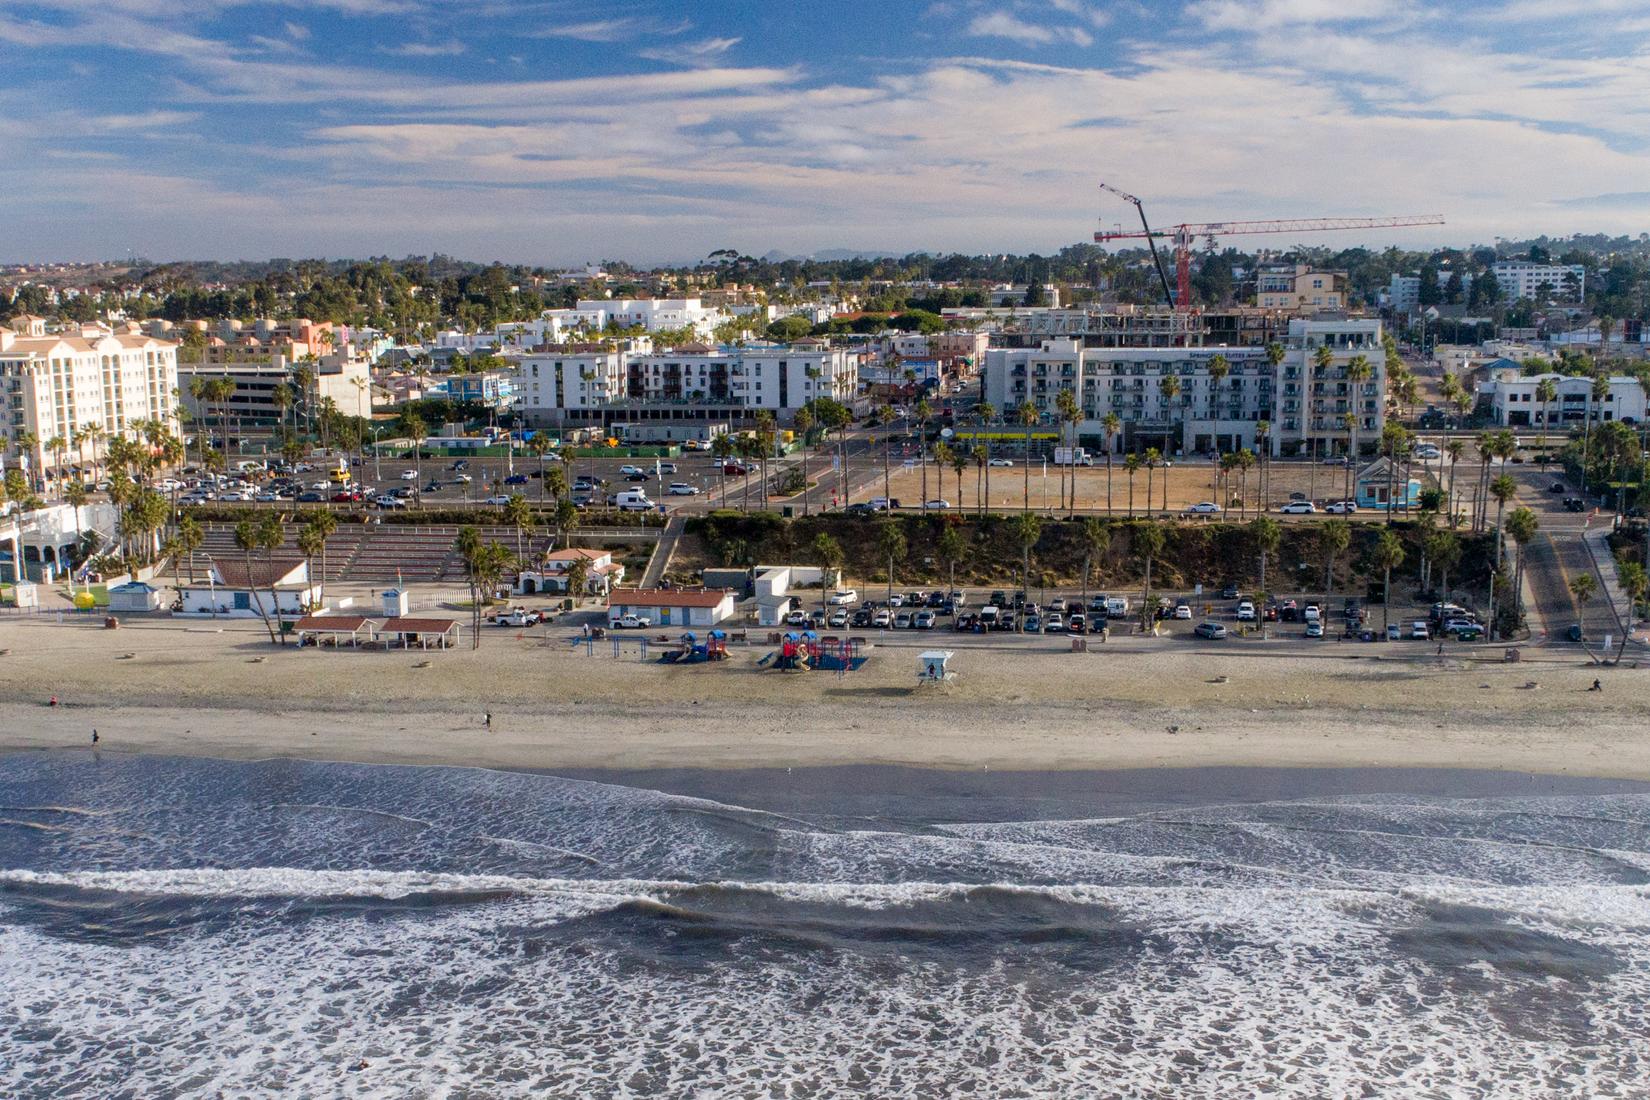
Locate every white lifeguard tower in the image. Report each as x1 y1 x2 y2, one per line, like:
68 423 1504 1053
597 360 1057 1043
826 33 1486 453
917 650 955 684
382 588 409 618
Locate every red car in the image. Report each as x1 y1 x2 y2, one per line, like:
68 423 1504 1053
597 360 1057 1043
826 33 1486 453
723 462 749 475
329 489 362 503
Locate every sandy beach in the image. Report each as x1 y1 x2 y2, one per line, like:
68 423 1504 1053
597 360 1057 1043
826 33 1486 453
1 615 1646 779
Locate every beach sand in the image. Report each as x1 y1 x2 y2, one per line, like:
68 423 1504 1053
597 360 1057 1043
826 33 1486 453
1 616 1646 779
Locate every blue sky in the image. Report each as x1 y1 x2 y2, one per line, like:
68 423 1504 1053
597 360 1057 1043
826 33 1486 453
1 0 1647 264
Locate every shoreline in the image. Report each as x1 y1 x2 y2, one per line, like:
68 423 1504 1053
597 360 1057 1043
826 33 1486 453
4 616 1649 780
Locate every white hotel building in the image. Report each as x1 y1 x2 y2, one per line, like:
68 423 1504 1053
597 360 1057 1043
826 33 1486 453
983 318 1386 458
1 316 180 480
1491 262 1586 302
1478 371 1646 429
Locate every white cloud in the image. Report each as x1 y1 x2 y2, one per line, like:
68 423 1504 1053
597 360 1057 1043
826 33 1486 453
966 12 1056 45
530 17 692 42
379 41 465 56
638 36 741 66
1188 0 1398 30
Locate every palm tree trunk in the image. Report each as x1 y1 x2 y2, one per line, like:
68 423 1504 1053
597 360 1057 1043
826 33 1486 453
1105 453 1113 514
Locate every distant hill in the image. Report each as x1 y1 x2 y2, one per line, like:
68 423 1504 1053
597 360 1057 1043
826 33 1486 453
761 249 902 263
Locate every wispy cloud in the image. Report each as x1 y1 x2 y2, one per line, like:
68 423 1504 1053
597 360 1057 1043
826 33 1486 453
638 36 741 66
531 16 692 42
379 40 466 56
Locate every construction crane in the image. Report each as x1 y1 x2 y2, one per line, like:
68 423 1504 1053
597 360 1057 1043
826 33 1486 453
1095 183 1445 310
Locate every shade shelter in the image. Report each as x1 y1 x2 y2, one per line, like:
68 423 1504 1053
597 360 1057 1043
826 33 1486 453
295 614 376 648
376 616 463 650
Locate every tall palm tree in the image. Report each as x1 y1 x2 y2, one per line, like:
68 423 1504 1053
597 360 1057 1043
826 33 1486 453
1056 388 1080 510
1080 517 1108 610
1102 412 1121 514
1143 447 1161 517
1014 400 1037 511
914 398 933 507
1373 528 1405 633
1583 373 1609 480
711 433 735 505
1489 473 1517 567
1472 431 1494 532
876 520 906 603
1255 419 1271 510
1311 344 1334 463
1320 521 1350 601
1535 377 1557 466
1445 439 1465 527
975 402 996 513
504 494 534 563
1505 505 1539 630
814 532 845 619
1124 452 1141 517
307 508 338 606
1251 515 1281 601
936 525 965 599
971 444 988 516
949 445 969 510
792 406 815 516
1134 521 1165 633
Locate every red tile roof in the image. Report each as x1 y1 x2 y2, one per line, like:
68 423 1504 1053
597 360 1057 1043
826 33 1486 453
378 617 461 634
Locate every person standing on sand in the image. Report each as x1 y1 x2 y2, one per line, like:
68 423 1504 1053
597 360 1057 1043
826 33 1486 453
91 730 98 744
484 712 492 729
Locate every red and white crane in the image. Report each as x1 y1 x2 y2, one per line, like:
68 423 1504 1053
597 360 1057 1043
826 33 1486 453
1095 182 1445 310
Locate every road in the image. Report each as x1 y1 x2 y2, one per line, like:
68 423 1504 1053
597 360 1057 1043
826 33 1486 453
1506 463 1619 644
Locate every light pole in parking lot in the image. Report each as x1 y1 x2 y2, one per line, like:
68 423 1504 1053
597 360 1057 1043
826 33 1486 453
369 426 384 483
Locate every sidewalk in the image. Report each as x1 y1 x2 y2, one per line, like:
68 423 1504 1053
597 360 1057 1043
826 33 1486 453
1581 524 1639 640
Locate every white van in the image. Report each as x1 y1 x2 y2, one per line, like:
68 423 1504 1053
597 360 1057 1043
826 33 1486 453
1103 596 1130 617
979 605 1000 626
611 490 654 511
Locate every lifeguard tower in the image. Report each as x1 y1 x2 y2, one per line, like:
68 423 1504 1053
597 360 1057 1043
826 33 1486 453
917 650 955 684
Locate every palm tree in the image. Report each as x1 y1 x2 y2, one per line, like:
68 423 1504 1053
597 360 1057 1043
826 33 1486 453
1569 572 1600 661
1056 387 1080 510
307 509 337 605
933 441 953 508
297 522 326 612
937 525 965 599
528 432 554 506
1124 452 1141 516
1472 431 1494 532
1255 419 1271 509
1016 400 1037 511
792 406 815 516
711 434 735 504
174 512 203 584
1320 520 1350 601
1251 515 1281 601
1535 377 1558 466
1445 439 1465 527
753 410 777 508
457 525 514 649
876 520 906 603
813 532 845 619
914 398 933 506
971 444 988 516
1311 344 1333 462
61 481 88 589
1143 447 1161 517
1134 521 1165 633
1615 562 1648 664
1489 473 1517 567
553 497 579 552
1010 512 1042 630
504 494 534 563
1373 528 1405 632
1505 505 1539 631
234 516 280 645
400 408 428 503
1080 517 1108 609
1102 412 1121 514
1583 373 1609 477
949 445 969 510
563 555 590 605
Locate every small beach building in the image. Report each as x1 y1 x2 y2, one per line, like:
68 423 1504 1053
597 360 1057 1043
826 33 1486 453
175 560 318 618
106 581 163 613
607 587 736 628
1354 458 1422 512
516 548 625 596
295 614 376 647
375 616 463 649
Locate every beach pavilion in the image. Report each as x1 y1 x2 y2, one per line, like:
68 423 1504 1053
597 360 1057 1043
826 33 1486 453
375 616 463 649
295 614 377 648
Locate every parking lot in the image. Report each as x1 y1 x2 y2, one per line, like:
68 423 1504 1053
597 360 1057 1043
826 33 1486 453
773 583 1484 648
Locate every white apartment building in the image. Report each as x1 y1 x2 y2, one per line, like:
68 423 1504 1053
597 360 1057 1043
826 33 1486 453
1478 371 1646 429
983 318 1385 457
515 349 627 425
576 298 721 337
1492 261 1586 302
1 316 179 478
177 346 372 430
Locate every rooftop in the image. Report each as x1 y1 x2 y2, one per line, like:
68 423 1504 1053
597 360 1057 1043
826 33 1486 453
610 587 732 608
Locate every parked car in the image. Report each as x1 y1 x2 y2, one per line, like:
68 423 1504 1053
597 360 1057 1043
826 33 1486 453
620 465 645 476
1385 623 1402 641
914 610 936 629
887 594 905 608
923 499 951 511
504 473 529 485
925 591 947 608
376 496 408 510
1277 599 1299 622
450 460 469 471
400 469 419 480
496 608 542 627
668 483 701 495
1279 501 1316 514
1305 619 1324 638
483 495 512 505
988 458 1015 467
850 608 873 628
785 610 810 626
658 462 678 474
1173 602 1193 620
1563 497 1587 512
1410 620 1430 640
872 609 892 627
1194 621 1228 639
296 491 325 503
1452 624 1484 641
828 589 858 605
894 611 913 629
1235 601 1256 622
1068 612 1087 633
625 472 649 482
1184 501 1220 515
1044 613 1063 633
1220 583 1242 600
828 609 849 628
723 462 749 475
1023 614 1042 633
1548 481 1567 493
612 614 652 629
1325 500 1358 514
844 502 878 516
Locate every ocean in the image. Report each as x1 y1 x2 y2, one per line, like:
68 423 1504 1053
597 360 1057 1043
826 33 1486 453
2 752 1649 1098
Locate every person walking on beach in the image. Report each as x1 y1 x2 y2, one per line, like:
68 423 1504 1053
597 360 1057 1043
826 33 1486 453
484 711 492 729
91 729 98 744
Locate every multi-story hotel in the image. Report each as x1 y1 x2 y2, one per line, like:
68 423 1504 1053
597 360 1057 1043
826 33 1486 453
982 318 1386 458
1 315 179 479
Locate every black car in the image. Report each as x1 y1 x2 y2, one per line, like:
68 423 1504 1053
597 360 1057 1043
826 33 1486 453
1220 583 1241 600
296 491 324 502
1549 481 1567 493
505 473 529 485
1563 497 1587 512
925 591 946 608
990 590 1007 606
845 502 877 517
625 472 648 482
850 609 873 628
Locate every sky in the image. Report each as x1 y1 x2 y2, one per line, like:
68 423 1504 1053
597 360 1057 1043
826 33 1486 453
1 0 1648 265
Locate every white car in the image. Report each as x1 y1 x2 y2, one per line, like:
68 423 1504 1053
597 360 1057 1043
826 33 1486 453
482 495 512 505
1325 500 1358 514
667 482 700 495
785 610 810 626
923 499 951 511
827 589 858 605
620 465 645 476
613 614 652 629
988 458 1015 467
1414 446 1441 460
827 610 849 628
1173 602 1193 620
872 609 892 627
887 594 905 608
453 473 472 484
400 469 419 480
1279 501 1317 514
1184 502 1220 515
1235 601 1257 622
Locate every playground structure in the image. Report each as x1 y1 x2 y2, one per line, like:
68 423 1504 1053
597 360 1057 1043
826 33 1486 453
663 630 729 664
770 631 866 673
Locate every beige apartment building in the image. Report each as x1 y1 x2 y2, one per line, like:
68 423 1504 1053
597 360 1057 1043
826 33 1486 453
1256 264 1347 312
1 315 179 479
